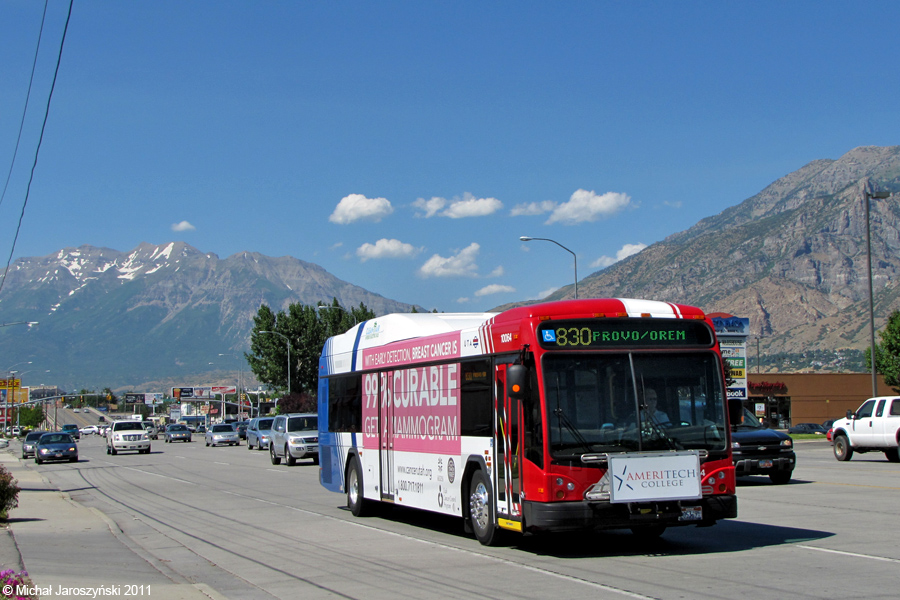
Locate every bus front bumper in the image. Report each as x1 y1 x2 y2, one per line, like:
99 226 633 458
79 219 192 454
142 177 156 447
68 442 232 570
522 495 738 533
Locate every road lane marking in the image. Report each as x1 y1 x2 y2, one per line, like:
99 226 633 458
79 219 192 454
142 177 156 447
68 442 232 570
798 545 900 563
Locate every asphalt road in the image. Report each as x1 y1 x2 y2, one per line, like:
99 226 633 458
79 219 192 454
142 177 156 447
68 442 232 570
21 435 900 600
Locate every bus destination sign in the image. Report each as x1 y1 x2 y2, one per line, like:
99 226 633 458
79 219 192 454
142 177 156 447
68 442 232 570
538 319 713 349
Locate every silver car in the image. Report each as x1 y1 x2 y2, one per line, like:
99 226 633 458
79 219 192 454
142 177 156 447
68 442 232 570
205 423 240 447
22 430 46 458
269 413 318 466
246 417 275 451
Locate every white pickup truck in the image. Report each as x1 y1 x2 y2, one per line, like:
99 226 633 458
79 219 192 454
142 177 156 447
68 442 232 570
832 396 900 462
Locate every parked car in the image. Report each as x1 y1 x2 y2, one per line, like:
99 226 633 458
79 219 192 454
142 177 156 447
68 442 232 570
787 423 828 435
61 423 81 440
22 430 46 458
141 421 159 440
731 408 795 484
106 420 151 455
822 419 837 430
35 432 78 464
269 413 318 466
164 424 192 443
80 425 99 435
246 417 274 451
205 424 240 446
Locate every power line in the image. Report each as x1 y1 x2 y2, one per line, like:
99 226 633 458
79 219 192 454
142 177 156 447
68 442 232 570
0 0 74 296
0 0 50 212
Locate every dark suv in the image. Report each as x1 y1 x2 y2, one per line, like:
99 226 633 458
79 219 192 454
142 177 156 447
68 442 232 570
731 408 795 484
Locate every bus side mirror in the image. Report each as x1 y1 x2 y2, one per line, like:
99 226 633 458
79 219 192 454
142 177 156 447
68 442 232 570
728 398 743 427
507 365 527 400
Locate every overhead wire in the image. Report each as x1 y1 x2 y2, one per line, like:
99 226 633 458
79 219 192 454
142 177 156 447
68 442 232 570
0 0 74 296
0 0 50 212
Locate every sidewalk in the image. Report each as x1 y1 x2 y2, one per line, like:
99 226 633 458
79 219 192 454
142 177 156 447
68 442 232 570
0 449 224 600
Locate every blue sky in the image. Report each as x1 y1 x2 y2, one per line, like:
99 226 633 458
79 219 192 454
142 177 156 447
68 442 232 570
2 1 898 313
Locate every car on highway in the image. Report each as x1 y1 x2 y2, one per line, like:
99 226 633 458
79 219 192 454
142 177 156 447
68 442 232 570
73 408 80 413
106 420 151 455
141 420 159 440
22 430 46 458
80 425 99 435
61 423 81 440
164 424 192 443
235 421 248 440
731 408 795 484
35 432 78 464
246 417 274 451
269 413 318 466
787 422 828 435
205 423 240 446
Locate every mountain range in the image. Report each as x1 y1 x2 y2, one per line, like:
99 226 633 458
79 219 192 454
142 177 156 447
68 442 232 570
2 145 898 391
533 145 900 371
0 242 416 391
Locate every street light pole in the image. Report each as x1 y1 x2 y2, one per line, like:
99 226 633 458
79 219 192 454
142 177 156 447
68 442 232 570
219 353 244 419
863 179 892 398
259 331 291 397
519 236 578 299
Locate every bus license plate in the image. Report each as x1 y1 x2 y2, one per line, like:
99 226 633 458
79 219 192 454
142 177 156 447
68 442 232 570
759 459 773 468
680 506 702 522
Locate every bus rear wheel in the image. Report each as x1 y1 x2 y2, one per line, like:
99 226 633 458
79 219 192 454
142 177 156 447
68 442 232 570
469 470 499 546
347 456 369 517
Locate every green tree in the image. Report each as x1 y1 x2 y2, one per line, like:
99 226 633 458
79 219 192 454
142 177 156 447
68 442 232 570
866 310 900 393
247 299 376 397
18 405 45 429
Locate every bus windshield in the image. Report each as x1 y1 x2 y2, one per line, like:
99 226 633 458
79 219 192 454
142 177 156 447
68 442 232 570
542 352 727 459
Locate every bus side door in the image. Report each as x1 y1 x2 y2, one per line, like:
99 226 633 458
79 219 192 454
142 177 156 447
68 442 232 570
379 371 395 501
494 364 523 530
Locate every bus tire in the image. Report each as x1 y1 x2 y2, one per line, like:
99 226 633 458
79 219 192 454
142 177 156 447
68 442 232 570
469 470 499 546
347 456 370 517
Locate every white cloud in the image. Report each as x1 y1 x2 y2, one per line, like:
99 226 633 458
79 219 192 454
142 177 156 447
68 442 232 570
412 197 446 218
356 238 422 262
418 242 481 278
510 200 556 216
329 194 393 224
591 243 647 268
456 297 470 304
413 193 502 219
441 193 503 218
545 189 630 225
664 200 683 208
171 221 195 232
474 284 516 297
488 265 504 277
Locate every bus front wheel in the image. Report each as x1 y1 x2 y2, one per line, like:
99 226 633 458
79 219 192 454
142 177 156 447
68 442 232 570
469 470 499 546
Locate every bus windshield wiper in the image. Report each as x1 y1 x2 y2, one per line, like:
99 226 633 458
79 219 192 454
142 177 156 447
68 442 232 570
639 406 682 450
553 408 593 454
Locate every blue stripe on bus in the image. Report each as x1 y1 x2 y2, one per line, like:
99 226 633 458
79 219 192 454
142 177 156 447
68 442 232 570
350 320 367 372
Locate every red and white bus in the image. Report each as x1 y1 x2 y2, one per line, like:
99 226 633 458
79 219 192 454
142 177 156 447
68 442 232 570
318 299 739 545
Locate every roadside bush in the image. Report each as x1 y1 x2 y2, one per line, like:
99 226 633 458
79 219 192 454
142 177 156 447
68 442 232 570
0 569 34 599
0 465 19 519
